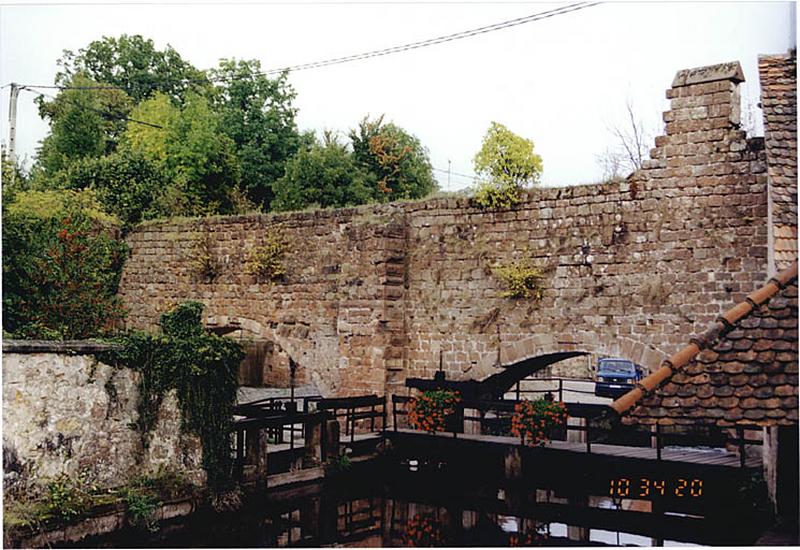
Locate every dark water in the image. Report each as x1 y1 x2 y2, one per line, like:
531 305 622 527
69 456 770 548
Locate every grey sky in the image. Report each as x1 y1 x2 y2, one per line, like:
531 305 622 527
0 1 794 191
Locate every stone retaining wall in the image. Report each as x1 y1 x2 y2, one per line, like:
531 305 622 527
2 341 205 490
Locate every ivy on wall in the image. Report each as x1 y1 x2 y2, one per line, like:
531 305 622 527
100 301 244 491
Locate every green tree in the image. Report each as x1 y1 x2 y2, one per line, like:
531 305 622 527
209 59 301 210
2 189 128 339
472 122 542 208
56 34 209 104
33 73 134 177
272 131 372 211
54 150 165 228
350 115 436 202
122 92 240 216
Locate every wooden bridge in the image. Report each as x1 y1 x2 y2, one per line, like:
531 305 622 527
229 386 763 494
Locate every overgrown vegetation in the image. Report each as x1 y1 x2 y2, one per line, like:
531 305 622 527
324 452 353 474
44 471 98 520
99 302 245 491
244 228 288 282
190 231 220 283
473 180 524 209
492 258 545 299
471 121 542 209
3 469 195 536
10 34 438 222
2 188 129 339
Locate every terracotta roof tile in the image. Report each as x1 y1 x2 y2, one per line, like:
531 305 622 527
614 263 799 427
759 54 798 272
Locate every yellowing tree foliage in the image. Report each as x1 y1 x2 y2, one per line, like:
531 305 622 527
472 122 542 208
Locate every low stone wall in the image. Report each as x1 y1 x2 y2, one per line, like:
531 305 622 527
2 341 205 490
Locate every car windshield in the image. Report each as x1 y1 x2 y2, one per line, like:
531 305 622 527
599 361 635 375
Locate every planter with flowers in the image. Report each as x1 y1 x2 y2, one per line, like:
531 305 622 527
510 398 568 446
407 390 461 434
405 513 445 546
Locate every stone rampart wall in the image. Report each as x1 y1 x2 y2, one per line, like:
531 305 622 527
118 61 771 397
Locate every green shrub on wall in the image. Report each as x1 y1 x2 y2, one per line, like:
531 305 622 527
100 302 245 491
493 258 544 299
244 229 287 283
2 189 129 339
472 180 523 209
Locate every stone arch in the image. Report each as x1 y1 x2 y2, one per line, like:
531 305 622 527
475 332 668 381
202 313 346 396
203 314 305 388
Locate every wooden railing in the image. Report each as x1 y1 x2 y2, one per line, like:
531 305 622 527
511 377 596 402
306 395 387 444
391 395 763 466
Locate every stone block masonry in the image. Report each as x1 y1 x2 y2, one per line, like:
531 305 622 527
118 60 787 398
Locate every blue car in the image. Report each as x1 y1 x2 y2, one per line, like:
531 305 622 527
594 358 643 398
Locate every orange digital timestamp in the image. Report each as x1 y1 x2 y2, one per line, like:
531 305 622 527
608 478 703 498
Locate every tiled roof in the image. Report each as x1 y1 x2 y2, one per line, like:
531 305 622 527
775 224 798 268
611 264 798 426
759 52 797 231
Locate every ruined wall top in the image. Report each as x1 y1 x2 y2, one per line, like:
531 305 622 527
671 61 745 88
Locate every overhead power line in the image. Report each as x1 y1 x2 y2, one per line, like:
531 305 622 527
10 1 601 91
226 1 601 78
22 87 164 129
432 166 478 181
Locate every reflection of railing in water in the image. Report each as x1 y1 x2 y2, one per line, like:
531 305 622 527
390 395 763 467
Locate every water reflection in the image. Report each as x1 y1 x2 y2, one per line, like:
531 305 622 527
67 467 762 548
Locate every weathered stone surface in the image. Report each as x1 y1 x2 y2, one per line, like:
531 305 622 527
2 352 204 489
672 61 745 87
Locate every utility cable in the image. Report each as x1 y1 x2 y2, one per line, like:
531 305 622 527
22 87 164 129
13 2 601 91
432 166 478 181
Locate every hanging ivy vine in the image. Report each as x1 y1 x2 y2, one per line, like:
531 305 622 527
99 301 244 491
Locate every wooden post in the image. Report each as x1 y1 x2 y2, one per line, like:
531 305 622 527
737 426 746 468
656 423 662 461
236 429 245 478
245 427 269 482
304 415 324 467
586 422 592 454
323 418 340 462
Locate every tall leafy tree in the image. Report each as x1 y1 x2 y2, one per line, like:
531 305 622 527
209 59 302 210
121 92 240 216
350 115 436 202
56 34 209 104
272 131 372 211
33 73 134 178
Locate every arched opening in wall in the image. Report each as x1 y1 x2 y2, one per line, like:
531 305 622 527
207 325 304 388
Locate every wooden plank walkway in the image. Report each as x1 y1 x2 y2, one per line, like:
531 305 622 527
392 429 761 468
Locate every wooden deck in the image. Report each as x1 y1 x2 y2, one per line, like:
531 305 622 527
392 429 762 468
